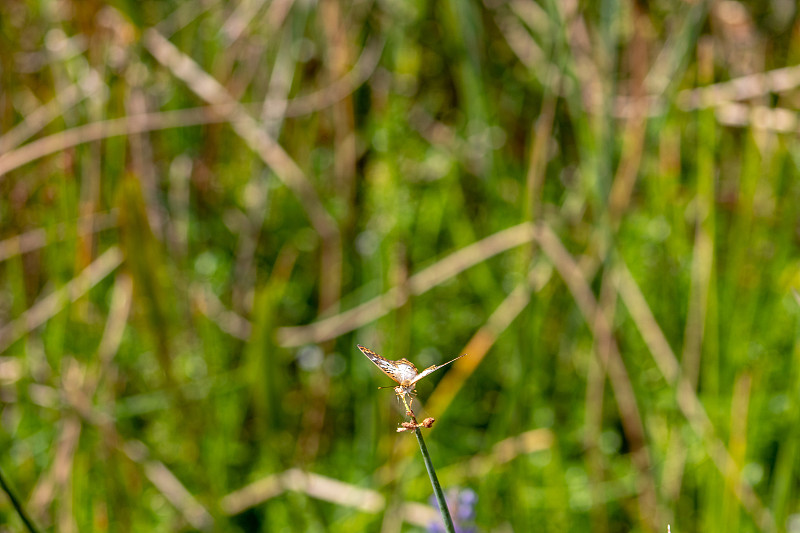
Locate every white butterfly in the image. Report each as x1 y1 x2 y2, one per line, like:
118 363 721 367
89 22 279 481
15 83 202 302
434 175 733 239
357 344 466 398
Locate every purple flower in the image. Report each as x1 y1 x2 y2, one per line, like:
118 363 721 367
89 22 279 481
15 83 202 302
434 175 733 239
456 488 477 522
427 488 478 533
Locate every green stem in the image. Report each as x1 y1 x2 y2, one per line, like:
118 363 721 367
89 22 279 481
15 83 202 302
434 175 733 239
0 465 39 533
413 425 456 533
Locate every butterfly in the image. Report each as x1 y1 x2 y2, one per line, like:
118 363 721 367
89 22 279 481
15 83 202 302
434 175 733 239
357 344 466 399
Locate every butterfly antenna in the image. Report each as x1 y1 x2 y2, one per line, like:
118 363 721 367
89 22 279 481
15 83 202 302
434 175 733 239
440 353 467 368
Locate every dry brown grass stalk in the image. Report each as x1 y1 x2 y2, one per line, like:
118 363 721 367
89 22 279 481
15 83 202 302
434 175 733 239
278 222 541 346
0 247 123 353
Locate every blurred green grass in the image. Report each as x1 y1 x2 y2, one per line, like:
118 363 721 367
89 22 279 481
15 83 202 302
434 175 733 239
2 0 800 532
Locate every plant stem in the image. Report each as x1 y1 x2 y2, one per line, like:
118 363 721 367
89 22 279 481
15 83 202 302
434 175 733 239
414 426 457 533
0 466 39 533
399 393 456 533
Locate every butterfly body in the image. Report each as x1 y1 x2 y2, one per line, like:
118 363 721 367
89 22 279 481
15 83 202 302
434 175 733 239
357 344 466 398
389 359 419 386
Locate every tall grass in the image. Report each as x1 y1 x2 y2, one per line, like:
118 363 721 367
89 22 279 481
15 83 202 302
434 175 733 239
1 1 800 531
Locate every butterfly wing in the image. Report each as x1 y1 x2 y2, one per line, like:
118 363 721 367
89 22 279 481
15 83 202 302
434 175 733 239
409 353 467 385
358 344 406 384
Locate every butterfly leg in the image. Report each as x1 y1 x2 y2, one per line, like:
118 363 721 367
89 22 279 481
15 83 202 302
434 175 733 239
395 387 416 417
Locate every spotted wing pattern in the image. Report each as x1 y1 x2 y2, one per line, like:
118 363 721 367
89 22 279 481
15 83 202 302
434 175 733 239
357 344 418 384
409 353 467 385
358 344 466 387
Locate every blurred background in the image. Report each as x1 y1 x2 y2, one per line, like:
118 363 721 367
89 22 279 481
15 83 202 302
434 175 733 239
2 0 800 531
